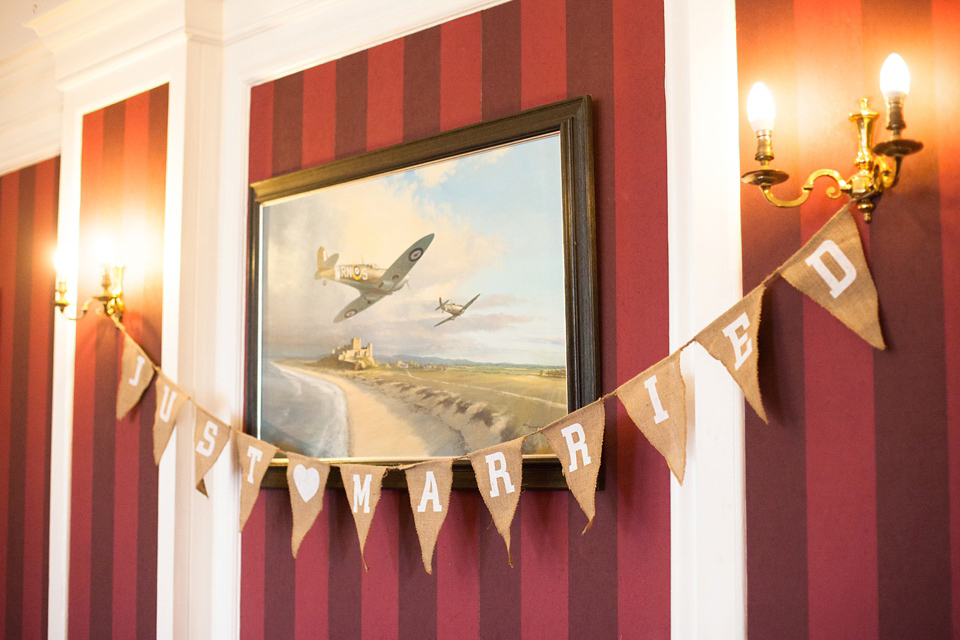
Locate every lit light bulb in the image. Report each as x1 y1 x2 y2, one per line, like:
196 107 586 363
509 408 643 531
747 82 776 132
880 53 910 98
53 247 65 275
96 236 114 267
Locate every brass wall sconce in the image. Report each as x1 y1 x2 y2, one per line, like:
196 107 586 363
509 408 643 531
741 53 923 222
53 241 125 321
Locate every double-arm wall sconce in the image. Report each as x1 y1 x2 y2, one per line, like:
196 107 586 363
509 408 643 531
54 240 125 322
741 53 923 222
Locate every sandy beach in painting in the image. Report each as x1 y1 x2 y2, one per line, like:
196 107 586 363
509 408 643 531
263 360 564 459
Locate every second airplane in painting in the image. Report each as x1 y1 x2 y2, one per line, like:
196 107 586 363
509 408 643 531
435 293 481 327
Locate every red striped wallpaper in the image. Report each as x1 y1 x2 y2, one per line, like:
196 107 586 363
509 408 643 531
68 84 168 640
737 0 959 637
242 0 670 638
0 157 58 640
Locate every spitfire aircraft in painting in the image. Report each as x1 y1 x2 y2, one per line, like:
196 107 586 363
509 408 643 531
434 293 480 327
314 233 435 322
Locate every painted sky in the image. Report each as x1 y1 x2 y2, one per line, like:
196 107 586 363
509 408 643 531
260 134 566 367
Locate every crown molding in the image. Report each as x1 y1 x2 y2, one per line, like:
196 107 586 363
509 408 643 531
0 40 61 174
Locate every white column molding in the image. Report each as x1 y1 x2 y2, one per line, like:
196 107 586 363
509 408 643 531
665 0 747 639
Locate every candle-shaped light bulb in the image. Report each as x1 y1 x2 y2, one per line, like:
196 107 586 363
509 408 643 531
747 82 776 132
53 248 65 276
880 53 910 98
96 236 114 267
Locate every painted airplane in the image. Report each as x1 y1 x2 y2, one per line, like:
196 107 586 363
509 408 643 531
314 233 435 322
434 293 480 327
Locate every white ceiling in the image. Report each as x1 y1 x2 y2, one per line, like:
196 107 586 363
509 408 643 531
0 0 70 61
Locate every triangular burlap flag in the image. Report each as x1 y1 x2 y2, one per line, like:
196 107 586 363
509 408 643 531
695 284 767 422
152 372 188 464
193 406 232 493
404 459 454 573
778 207 885 349
340 464 388 569
468 439 523 566
237 432 279 533
616 352 687 484
286 452 331 557
116 334 156 420
540 401 605 532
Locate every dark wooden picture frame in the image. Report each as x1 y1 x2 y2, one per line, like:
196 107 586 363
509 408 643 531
246 95 598 489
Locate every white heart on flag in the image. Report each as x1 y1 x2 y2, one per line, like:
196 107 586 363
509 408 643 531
293 464 320 502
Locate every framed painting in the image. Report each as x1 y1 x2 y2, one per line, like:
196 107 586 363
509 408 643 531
247 95 598 489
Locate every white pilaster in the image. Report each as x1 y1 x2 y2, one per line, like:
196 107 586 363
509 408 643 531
664 0 747 638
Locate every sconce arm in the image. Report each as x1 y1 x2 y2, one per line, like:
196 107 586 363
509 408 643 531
759 168 847 208
55 294 123 322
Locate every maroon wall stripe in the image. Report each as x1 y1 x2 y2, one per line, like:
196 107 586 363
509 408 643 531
335 52 368 160
517 3 570 638
272 72 304 177
259 71 301 631
736 1 810 638
611 0 671 633
360 45 402 640
402 28 441 143
263 491 296 639
932 2 960 633
24 158 57 640
327 52 367 637
368 39 405 151
69 106 103 640
241 499 266 640
88 98 125 640
327 494 362 638
0 170 19 640
435 16 482 640
6 164 36 640
295 62 334 640
389 35 440 640
476 7 523 639
566 0 621 636
136 83 167 640
249 82 274 183
481 2 522 123
302 63 337 169
113 89 148 640
863 1 952 635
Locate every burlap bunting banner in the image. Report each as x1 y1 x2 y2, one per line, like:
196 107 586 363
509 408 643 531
237 432 279 533
468 439 524 566
193 406 232 494
778 207 886 349
695 284 767 422
340 464 388 569
404 459 454 574
116 333 156 420
285 452 330 557
152 372 188 464
616 351 687 483
95 200 892 569
540 401 605 532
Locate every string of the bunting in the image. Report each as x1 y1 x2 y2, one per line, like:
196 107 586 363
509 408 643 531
112 204 885 573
